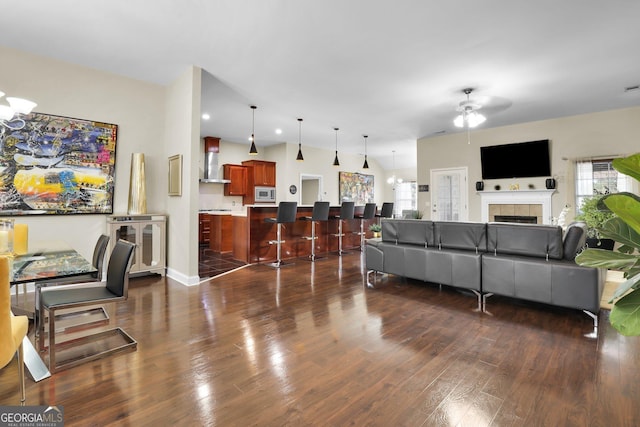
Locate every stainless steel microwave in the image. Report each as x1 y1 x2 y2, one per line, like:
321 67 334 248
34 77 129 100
255 186 276 203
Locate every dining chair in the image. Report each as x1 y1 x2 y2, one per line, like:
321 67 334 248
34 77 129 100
1 256 29 403
34 234 110 340
37 239 137 373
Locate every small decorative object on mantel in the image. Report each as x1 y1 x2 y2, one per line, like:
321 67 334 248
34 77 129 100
528 184 535 189
475 181 484 191
494 185 501 191
545 178 556 189
509 183 520 191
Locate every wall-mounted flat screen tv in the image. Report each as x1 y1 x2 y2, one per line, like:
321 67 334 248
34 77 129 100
480 139 551 180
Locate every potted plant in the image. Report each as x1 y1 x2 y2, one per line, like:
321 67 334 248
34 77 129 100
574 195 616 250
576 152 640 336
369 223 381 238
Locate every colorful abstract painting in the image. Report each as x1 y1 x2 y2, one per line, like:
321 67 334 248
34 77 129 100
0 113 117 215
339 171 374 204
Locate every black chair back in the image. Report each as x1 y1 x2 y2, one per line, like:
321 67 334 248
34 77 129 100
105 240 136 298
380 202 394 218
276 202 298 223
362 203 376 219
340 201 355 220
311 202 330 221
91 235 110 278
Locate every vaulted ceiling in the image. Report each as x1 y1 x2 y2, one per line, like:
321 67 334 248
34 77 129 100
2 1 640 169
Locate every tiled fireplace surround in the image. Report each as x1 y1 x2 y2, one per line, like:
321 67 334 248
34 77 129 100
479 190 554 225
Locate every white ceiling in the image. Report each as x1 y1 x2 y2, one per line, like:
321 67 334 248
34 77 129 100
2 0 640 170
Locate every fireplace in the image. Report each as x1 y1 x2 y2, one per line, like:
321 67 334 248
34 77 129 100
479 189 554 225
494 215 538 224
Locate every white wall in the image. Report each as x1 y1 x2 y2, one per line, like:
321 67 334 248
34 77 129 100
417 106 640 222
164 67 201 285
1 46 166 261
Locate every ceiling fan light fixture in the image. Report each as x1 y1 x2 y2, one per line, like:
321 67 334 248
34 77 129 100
453 88 486 129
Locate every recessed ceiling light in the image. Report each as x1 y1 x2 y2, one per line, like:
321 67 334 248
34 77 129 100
275 128 282 135
202 113 210 120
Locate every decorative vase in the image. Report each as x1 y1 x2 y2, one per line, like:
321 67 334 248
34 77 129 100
0 218 14 254
373 231 381 238
128 153 147 215
14 223 28 255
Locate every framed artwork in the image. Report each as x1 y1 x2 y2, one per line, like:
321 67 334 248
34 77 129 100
168 154 182 196
339 171 374 204
0 112 117 215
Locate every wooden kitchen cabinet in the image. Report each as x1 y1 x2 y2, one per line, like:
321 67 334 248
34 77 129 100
223 164 247 196
242 160 276 187
210 214 233 252
199 213 211 244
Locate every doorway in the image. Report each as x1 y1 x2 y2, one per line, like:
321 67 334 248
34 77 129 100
430 167 468 221
300 174 324 205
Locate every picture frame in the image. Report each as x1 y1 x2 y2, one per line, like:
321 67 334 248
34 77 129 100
0 112 118 215
339 171 374 204
168 154 182 196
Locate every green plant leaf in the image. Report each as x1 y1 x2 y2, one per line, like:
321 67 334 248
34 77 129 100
599 217 640 250
603 193 640 235
610 272 640 301
610 289 640 336
575 248 639 269
613 153 640 182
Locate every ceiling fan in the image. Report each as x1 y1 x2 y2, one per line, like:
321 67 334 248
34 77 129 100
453 88 486 128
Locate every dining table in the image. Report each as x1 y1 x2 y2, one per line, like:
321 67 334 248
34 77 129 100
9 240 97 382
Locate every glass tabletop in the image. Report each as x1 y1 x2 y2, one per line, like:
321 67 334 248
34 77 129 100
10 241 97 284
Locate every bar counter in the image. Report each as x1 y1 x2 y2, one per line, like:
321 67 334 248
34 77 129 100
232 205 377 264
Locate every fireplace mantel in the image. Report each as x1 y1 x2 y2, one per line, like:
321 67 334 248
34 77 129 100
479 189 555 224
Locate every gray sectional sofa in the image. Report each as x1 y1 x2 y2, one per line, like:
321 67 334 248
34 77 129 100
365 219 606 332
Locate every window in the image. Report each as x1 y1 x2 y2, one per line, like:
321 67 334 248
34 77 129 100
394 181 417 218
575 158 633 213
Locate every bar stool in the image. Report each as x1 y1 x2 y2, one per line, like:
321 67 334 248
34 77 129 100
330 201 355 255
354 203 376 250
376 202 394 223
264 201 298 268
300 201 330 261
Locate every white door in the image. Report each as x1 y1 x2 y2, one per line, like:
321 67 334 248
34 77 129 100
430 167 468 221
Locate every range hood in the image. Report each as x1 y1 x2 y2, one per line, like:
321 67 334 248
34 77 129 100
200 137 231 183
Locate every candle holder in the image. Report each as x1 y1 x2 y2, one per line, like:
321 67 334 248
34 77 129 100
0 218 14 255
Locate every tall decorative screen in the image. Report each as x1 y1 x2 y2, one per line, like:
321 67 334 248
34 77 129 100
339 172 374 204
0 113 117 215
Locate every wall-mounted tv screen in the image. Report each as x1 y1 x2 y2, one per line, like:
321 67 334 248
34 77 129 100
480 139 551 180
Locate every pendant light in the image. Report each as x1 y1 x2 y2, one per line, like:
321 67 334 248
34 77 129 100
296 118 304 161
362 134 369 169
249 105 258 155
333 127 340 166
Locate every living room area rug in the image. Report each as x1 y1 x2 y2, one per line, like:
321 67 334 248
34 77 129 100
601 270 626 310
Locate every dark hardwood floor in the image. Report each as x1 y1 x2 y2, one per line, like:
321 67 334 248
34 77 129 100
2 252 639 426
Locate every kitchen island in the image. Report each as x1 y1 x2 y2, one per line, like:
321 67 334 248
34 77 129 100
232 205 377 264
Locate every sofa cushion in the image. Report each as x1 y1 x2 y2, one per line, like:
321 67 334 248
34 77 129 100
382 219 435 247
562 221 587 260
434 221 487 252
487 223 564 260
